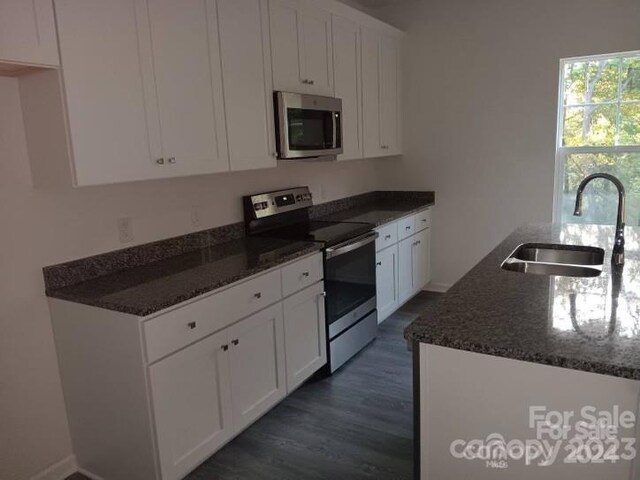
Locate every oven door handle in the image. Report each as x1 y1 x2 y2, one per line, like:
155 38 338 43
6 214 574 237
325 232 378 259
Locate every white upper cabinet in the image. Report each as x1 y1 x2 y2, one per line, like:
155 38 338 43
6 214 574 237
54 0 166 185
0 0 59 71
146 0 228 176
269 0 333 96
216 0 277 170
380 34 401 155
332 14 362 161
362 26 402 158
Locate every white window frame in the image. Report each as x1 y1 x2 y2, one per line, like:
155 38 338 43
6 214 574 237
553 50 640 223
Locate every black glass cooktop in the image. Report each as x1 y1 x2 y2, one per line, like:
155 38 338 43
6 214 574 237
259 220 374 247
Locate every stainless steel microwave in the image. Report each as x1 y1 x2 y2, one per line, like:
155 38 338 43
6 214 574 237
275 91 343 159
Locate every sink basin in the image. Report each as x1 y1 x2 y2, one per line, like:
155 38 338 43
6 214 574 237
501 243 604 278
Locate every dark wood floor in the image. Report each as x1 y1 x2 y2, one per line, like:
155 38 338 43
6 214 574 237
67 292 441 480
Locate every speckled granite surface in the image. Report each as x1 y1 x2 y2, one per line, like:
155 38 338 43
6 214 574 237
44 189 434 317
46 238 322 316
405 224 640 379
315 191 435 226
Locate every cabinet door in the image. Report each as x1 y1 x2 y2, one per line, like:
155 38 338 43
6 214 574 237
227 304 287 433
301 1 333 96
413 227 431 291
54 0 164 185
147 0 228 176
398 235 414 305
361 27 383 159
269 0 305 92
333 15 362 161
380 34 401 155
0 0 59 67
217 0 277 171
376 245 398 323
283 282 326 392
149 329 233 480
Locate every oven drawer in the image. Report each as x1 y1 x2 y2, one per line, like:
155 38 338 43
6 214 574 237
281 253 323 297
144 269 282 362
398 215 415 240
414 208 432 232
375 222 398 251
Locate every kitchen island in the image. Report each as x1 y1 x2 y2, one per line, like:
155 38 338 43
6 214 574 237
405 224 640 480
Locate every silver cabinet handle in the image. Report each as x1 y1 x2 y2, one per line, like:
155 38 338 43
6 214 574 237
405 226 411 230
320 291 327 297
232 339 239 346
168 157 176 164
308 79 315 85
385 234 392 240
422 218 427 222
222 344 229 351
376 261 382 266
302 271 310 278
187 321 196 330
156 158 165 165
301 79 309 84
416 240 421 245
254 292 262 299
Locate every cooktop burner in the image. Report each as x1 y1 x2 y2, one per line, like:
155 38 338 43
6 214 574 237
259 220 374 247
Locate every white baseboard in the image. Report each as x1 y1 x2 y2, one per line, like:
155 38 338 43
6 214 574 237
30 455 77 480
423 282 452 293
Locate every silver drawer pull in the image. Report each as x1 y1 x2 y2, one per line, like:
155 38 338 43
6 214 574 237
302 271 310 278
222 344 229 351
156 158 165 165
385 234 392 240
405 226 411 230
254 292 262 299
320 291 327 298
376 261 382 266
167 157 176 164
232 339 239 346
187 321 196 330
422 218 427 222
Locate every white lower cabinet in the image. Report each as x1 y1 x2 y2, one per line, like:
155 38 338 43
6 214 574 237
150 329 233 480
50 253 326 480
227 304 287 432
283 281 327 392
376 245 399 323
379 208 432 316
398 235 415 305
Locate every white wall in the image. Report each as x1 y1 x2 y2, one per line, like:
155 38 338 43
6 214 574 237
0 76 384 480
375 0 640 288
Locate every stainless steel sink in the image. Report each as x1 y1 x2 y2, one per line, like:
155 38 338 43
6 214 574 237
501 243 604 277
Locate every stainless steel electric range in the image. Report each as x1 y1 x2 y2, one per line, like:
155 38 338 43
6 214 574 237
243 187 378 373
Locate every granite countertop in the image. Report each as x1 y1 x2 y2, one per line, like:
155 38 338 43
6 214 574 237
317 199 434 226
46 237 322 317
405 223 640 380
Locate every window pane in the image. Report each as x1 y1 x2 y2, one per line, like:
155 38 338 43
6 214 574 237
620 103 640 145
563 105 617 146
563 59 619 105
621 57 640 102
560 152 640 226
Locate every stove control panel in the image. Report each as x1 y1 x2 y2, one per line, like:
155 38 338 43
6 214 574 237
244 187 313 219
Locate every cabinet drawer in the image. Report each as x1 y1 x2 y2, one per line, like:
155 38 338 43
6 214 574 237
144 270 282 362
375 222 398 251
414 208 432 232
281 253 323 297
397 215 415 240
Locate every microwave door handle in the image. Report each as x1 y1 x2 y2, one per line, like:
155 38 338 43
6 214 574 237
332 112 338 149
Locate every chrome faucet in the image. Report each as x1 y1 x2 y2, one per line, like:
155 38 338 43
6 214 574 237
573 173 625 266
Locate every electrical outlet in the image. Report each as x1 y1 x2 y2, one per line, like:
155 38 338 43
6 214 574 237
117 217 134 244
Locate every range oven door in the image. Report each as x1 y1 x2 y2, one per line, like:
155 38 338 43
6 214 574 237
275 91 343 159
324 232 377 342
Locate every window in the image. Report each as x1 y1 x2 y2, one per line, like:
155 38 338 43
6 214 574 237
555 51 640 226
